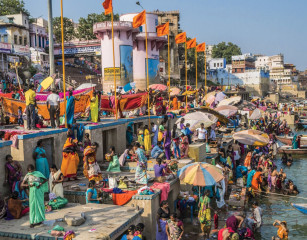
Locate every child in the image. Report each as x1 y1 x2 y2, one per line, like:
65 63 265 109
17 106 23 125
185 123 193 144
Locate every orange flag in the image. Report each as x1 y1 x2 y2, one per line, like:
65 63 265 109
196 42 206 52
156 22 169 37
175 32 186 44
102 0 112 15
187 38 196 49
133 10 146 28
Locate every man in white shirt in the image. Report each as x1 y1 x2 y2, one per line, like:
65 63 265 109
196 123 207 142
252 201 262 231
47 89 60 128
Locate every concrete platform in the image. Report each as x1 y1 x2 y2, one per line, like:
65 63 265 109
0 203 143 240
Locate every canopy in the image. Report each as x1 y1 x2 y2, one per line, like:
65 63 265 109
202 91 216 102
178 162 224 187
215 91 227 103
149 84 167 91
233 129 269 146
170 87 181 96
248 108 263 120
198 107 229 124
215 105 238 117
37 76 54 92
182 90 197 96
217 96 241 107
176 111 217 129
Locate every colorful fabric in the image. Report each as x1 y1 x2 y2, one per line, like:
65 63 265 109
5 161 21 190
90 96 99 122
1 88 92 121
61 138 79 178
86 188 99 204
25 89 36 105
167 219 183 240
198 196 211 225
26 171 48 224
156 219 168 240
152 182 170 203
34 147 50 179
13 181 28 207
107 155 121 172
83 146 102 182
135 148 148 185
66 96 75 125
112 190 138 206
251 172 262 190
144 129 151 152
49 170 64 198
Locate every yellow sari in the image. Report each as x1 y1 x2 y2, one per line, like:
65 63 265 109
61 138 80 178
90 97 99 123
144 129 151 152
83 146 102 182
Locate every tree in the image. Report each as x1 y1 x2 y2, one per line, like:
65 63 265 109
76 13 119 40
52 17 75 43
212 42 242 64
0 0 29 15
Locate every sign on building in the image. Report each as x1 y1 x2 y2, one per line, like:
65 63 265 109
104 67 120 81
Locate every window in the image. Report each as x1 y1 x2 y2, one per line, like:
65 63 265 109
24 37 27 46
3 34 8 43
214 63 216 67
14 35 18 44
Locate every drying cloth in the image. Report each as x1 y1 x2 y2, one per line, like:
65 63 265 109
112 190 138 206
151 182 170 203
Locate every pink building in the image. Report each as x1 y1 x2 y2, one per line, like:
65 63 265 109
93 13 166 92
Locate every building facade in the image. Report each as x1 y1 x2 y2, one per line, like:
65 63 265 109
232 53 255 73
94 13 166 92
208 58 226 70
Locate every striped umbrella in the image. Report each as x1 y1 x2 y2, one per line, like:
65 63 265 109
178 162 224 187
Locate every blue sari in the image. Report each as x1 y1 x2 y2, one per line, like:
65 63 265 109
34 147 50 179
247 170 256 188
292 134 298 149
66 96 75 125
135 148 148 185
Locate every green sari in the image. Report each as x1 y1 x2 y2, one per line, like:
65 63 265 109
25 171 48 224
198 196 211 226
90 97 99 123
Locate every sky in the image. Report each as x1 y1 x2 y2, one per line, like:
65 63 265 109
24 0 307 70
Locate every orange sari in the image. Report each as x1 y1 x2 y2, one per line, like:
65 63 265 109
172 97 178 110
61 138 80 178
251 172 262 190
244 152 252 169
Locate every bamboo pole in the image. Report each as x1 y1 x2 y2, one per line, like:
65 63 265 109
60 0 67 127
185 42 188 111
111 11 117 119
205 51 207 95
168 33 171 105
195 48 197 106
145 16 150 127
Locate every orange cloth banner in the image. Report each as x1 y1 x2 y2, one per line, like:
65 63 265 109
187 38 197 49
1 89 92 121
157 22 169 37
102 0 112 15
196 42 206 52
175 32 186 44
133 10 146 28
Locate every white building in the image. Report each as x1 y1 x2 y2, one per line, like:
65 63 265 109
205 44 213 61
208 58 226 70
255 55 269 70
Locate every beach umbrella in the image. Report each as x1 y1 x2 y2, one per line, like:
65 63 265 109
217 96 241 107
197 106 230 124
233 129 269 146
248 108 263 120
215 91 227 103
176 111 217 129
170 87 181 96
202 91 216 103
182 90 197 96
37 76 54 92
149 84 167 91
215 105 238 117
178 162 224 187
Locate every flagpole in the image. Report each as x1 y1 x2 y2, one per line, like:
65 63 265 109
195 48 197 106
185 42 187 111
168 32 171 105
111 10 117 119
205 49 207 95
145 15 150 127
60 0 67 127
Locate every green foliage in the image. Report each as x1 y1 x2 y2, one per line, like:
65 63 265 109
52 17 75 43
212 42 242 64
77 13 119 40
0 0 29 16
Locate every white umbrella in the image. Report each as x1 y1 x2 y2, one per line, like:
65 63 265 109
215 91 227 104
248 108 263 120
215 105 238 117
176 111 217 130
217 96 241 107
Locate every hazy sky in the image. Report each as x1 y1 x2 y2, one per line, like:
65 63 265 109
25 0 307 70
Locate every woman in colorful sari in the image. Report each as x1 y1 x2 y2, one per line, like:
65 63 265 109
90 91 99 123
180 133 189 158
33 140 50 179
21 164 48 228
244 152 252 169
66 90 80 127
156 201 170 240
163 127 172 160
198 190 212 239
4 154 22 192
83 142 102 183
49 164 64 198
166 213 184 240
61 130 79 180
86 180 101 204
143 125 152 153
292 134 298 149
134 142 148 185
137 129 144 145
106 146 121 172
